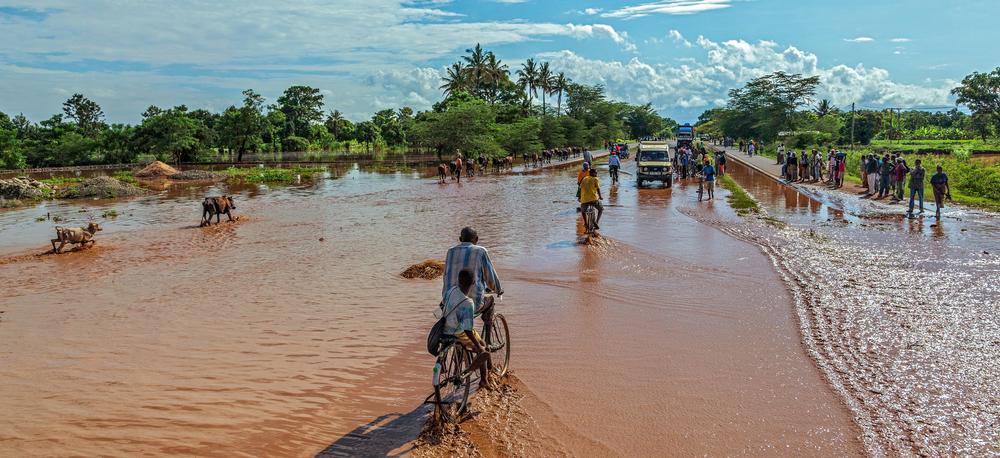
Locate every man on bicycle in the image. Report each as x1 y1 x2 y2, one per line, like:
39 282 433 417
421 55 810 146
608 152 621 183
442 227 503 372
443 269 490 389
579 168 604 229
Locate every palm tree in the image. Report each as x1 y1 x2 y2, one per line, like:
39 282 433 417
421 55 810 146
552 72 569 115
815 99 833 118
326 109 344 139
463 43 489 97
516 58 539 113
440 62 469 97
537 62 553 116
483 51 509 104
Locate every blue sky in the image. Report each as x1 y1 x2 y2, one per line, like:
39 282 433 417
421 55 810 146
0 0 996 124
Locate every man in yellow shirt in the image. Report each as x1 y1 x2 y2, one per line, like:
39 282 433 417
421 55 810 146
579 168 603 229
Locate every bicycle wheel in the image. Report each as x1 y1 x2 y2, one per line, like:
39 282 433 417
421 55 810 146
436 344 471 422
487 313 511 377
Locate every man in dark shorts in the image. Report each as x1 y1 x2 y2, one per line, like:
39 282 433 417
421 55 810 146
930 165 951 220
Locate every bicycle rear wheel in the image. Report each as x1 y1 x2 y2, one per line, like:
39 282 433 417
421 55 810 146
436 344 471 422
487 314 511 377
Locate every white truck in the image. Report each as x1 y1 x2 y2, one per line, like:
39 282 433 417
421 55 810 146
635 141 673 188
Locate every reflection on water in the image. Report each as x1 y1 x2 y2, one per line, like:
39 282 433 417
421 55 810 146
1 157 996 456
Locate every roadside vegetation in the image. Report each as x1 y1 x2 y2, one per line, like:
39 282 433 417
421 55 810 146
697 67 1000 210
223 166 326 183
719 175 760 215
1 44 676 171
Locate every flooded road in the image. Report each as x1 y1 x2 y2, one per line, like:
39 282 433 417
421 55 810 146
1 155 996 456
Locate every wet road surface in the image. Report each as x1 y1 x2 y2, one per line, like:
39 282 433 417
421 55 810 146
1 153 996 456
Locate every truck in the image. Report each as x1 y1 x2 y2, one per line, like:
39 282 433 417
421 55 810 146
635 141 673 188
676 124 695 150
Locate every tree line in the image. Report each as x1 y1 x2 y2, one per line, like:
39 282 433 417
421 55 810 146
0 44 678 170
697 67 1000 148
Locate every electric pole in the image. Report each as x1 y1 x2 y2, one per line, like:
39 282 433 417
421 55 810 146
851 102 856 151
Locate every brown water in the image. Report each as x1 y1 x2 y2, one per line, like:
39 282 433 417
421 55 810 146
1 156 995 456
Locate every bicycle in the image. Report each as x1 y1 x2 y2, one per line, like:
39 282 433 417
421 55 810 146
581 203 599 234
425 293 510 424
609 165 619 184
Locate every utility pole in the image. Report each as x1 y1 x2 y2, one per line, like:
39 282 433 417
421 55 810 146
850 102 856 151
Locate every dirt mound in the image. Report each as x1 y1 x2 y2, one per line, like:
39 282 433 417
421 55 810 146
62 176 148 199
401 259 445 279
170 170 222 181
0 177 53 200
134 160 178 178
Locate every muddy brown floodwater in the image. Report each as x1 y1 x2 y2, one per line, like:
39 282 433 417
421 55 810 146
0 156 996 456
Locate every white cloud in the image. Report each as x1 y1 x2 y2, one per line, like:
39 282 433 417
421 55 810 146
537 36 953 117
600 0 731 19
0 0 637 121
583 7 602 15
890 38 911 43
668 29 693 47
844 36 875 43
492 0 529 3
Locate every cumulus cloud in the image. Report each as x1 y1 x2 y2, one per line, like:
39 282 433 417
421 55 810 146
537 36 953 117
0 0 635 121
890 37 911 43
600 0 731 19
844 36 875 43
668 29 693 47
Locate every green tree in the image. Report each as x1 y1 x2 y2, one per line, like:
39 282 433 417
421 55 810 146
537 62 553 116
0 128 26 169
62 93 106 136
724 71 821 141
552 72 569 116
440 62 469 97
355 121 381 153
324 109 345 139
219 89 267 161
625 103 666 139
516 58 539 114
539 115 566 148
276 85 324 138
952 67 1000 137
498 117 542 156
134 109 204 163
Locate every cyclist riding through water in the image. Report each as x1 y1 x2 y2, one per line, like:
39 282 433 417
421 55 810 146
579 168 604 230
442 227 503 389
608 152 621 184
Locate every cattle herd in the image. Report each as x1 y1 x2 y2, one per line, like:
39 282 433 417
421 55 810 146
438 147 587 183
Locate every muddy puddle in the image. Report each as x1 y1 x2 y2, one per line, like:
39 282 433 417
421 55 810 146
1 156 996 456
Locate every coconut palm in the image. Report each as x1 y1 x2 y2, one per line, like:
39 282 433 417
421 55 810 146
483 51 509 104
552 72 569 115
463 43 489 97
537 62 554 116
440 62 469 97
516 58 539 112
325 109 344 139
815 99 833 118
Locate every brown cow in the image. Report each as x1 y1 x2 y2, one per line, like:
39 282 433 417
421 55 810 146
201 196 237 226
437 164 448 184
51 222 102 253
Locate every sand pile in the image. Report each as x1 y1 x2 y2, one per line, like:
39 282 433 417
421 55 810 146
134 160 178 178
62 176 148 198
0 177 53 200
401 259 445 279
170 170 222 180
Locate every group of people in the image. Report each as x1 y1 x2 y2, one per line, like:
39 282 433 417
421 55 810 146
739 139 759 157
771 142 954 220
777 144 836 185
859 154 952 219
